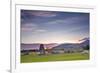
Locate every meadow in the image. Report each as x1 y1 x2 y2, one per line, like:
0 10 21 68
21 53 89 63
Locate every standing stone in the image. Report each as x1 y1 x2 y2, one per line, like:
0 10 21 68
39 44 45 55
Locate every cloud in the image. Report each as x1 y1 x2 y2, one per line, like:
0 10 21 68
21 23 47 33
35 29 46 32
21 27 33 32
21 23 37 27
21 23 37 31
31 29 47 33
31 11 57 17
46 19 66 25
46 15 86 25
44 16 89 33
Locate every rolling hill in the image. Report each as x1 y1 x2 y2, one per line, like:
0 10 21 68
52 39 89 50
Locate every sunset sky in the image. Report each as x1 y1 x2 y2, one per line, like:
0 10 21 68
21 10 89 44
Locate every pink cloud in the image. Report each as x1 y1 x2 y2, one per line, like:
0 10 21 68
21 23 47 33
21 27 33 32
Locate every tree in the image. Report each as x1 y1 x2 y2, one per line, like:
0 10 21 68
83 45 89 50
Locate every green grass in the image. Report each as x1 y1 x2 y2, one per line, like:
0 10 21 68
21 53 89 63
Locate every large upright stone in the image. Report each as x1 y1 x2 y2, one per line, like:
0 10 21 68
39 44 45 55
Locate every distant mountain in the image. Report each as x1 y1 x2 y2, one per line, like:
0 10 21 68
21 43 58 50
52 43 81 50
79 39 89 47
44 43 59 49
21 38 89 51
52 39 89 50
21 43 40 50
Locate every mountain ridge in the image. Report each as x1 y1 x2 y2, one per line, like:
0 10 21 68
21 38 89 50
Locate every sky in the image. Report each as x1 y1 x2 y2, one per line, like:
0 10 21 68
21 10 89 44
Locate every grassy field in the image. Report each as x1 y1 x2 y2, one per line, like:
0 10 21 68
21 53 89 63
